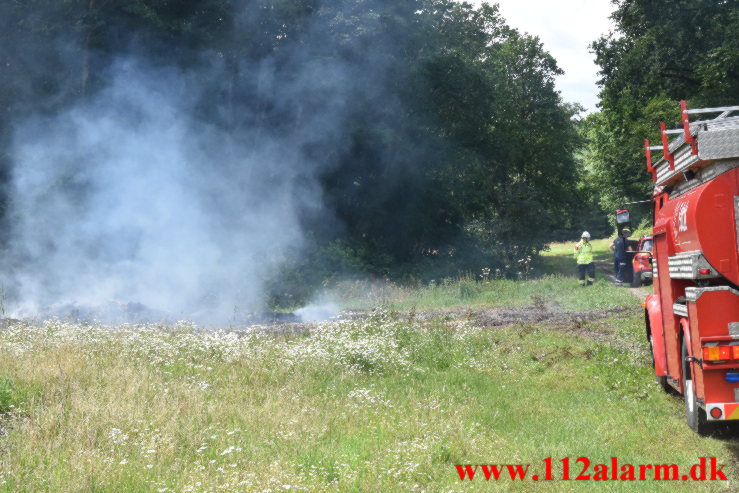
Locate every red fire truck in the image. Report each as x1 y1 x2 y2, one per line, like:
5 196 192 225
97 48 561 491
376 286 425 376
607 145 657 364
643 100 739 434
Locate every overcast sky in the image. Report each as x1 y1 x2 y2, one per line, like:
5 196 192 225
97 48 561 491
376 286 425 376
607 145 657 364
466 0 615 113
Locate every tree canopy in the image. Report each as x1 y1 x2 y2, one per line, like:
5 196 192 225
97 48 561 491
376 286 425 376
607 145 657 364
584 0 739 213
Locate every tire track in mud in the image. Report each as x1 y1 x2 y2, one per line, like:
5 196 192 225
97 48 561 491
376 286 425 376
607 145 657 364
414 302 639 346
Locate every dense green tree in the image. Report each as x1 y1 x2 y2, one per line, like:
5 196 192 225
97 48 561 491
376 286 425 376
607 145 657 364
587 0 739 212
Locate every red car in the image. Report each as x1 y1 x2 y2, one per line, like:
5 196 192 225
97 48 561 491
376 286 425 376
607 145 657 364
631 235 653 287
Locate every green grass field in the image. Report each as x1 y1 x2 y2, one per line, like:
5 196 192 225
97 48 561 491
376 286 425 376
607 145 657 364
334 238 633 312
0 241 734 492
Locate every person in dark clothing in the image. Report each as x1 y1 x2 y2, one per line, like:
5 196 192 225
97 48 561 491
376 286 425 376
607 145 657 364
610 229 630 285
610 232 622 275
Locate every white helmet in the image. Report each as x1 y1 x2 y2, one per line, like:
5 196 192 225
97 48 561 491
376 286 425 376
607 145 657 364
581 231 591 239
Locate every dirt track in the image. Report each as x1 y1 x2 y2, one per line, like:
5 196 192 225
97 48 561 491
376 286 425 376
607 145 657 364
595 260 650 300
415 303 633 328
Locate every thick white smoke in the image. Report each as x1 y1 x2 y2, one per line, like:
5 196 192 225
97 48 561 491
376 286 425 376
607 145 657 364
5 59 337 323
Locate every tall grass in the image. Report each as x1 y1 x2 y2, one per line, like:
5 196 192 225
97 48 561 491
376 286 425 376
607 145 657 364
0 242 731 491
0 309 734 492
327 238 626 312
332 275 637 312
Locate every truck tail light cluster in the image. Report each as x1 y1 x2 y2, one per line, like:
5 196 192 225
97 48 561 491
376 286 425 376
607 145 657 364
703 345 739 362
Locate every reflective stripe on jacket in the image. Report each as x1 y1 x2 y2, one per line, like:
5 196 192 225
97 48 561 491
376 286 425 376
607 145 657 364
574 240 593 264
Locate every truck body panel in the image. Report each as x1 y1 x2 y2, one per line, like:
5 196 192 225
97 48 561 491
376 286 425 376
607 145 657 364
645 293 667 377
644 101 739 431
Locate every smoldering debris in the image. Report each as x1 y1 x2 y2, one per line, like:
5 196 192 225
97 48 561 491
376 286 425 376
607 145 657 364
13 301 172 325
242 311 300 324
208 302 341 326
8 300 343 327
293 302 340 322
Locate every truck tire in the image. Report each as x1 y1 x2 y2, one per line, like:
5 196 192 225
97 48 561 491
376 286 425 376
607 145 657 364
682 337 712 435
631 273 642 288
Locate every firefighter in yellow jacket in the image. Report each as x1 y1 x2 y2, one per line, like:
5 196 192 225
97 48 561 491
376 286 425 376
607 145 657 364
574 231 595 286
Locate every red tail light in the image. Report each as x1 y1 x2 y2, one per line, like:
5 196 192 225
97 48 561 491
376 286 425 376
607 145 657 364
703 345 739 362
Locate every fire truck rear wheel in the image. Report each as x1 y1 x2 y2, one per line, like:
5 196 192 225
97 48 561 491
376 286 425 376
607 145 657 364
631 273 642 288
682 337 712 436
